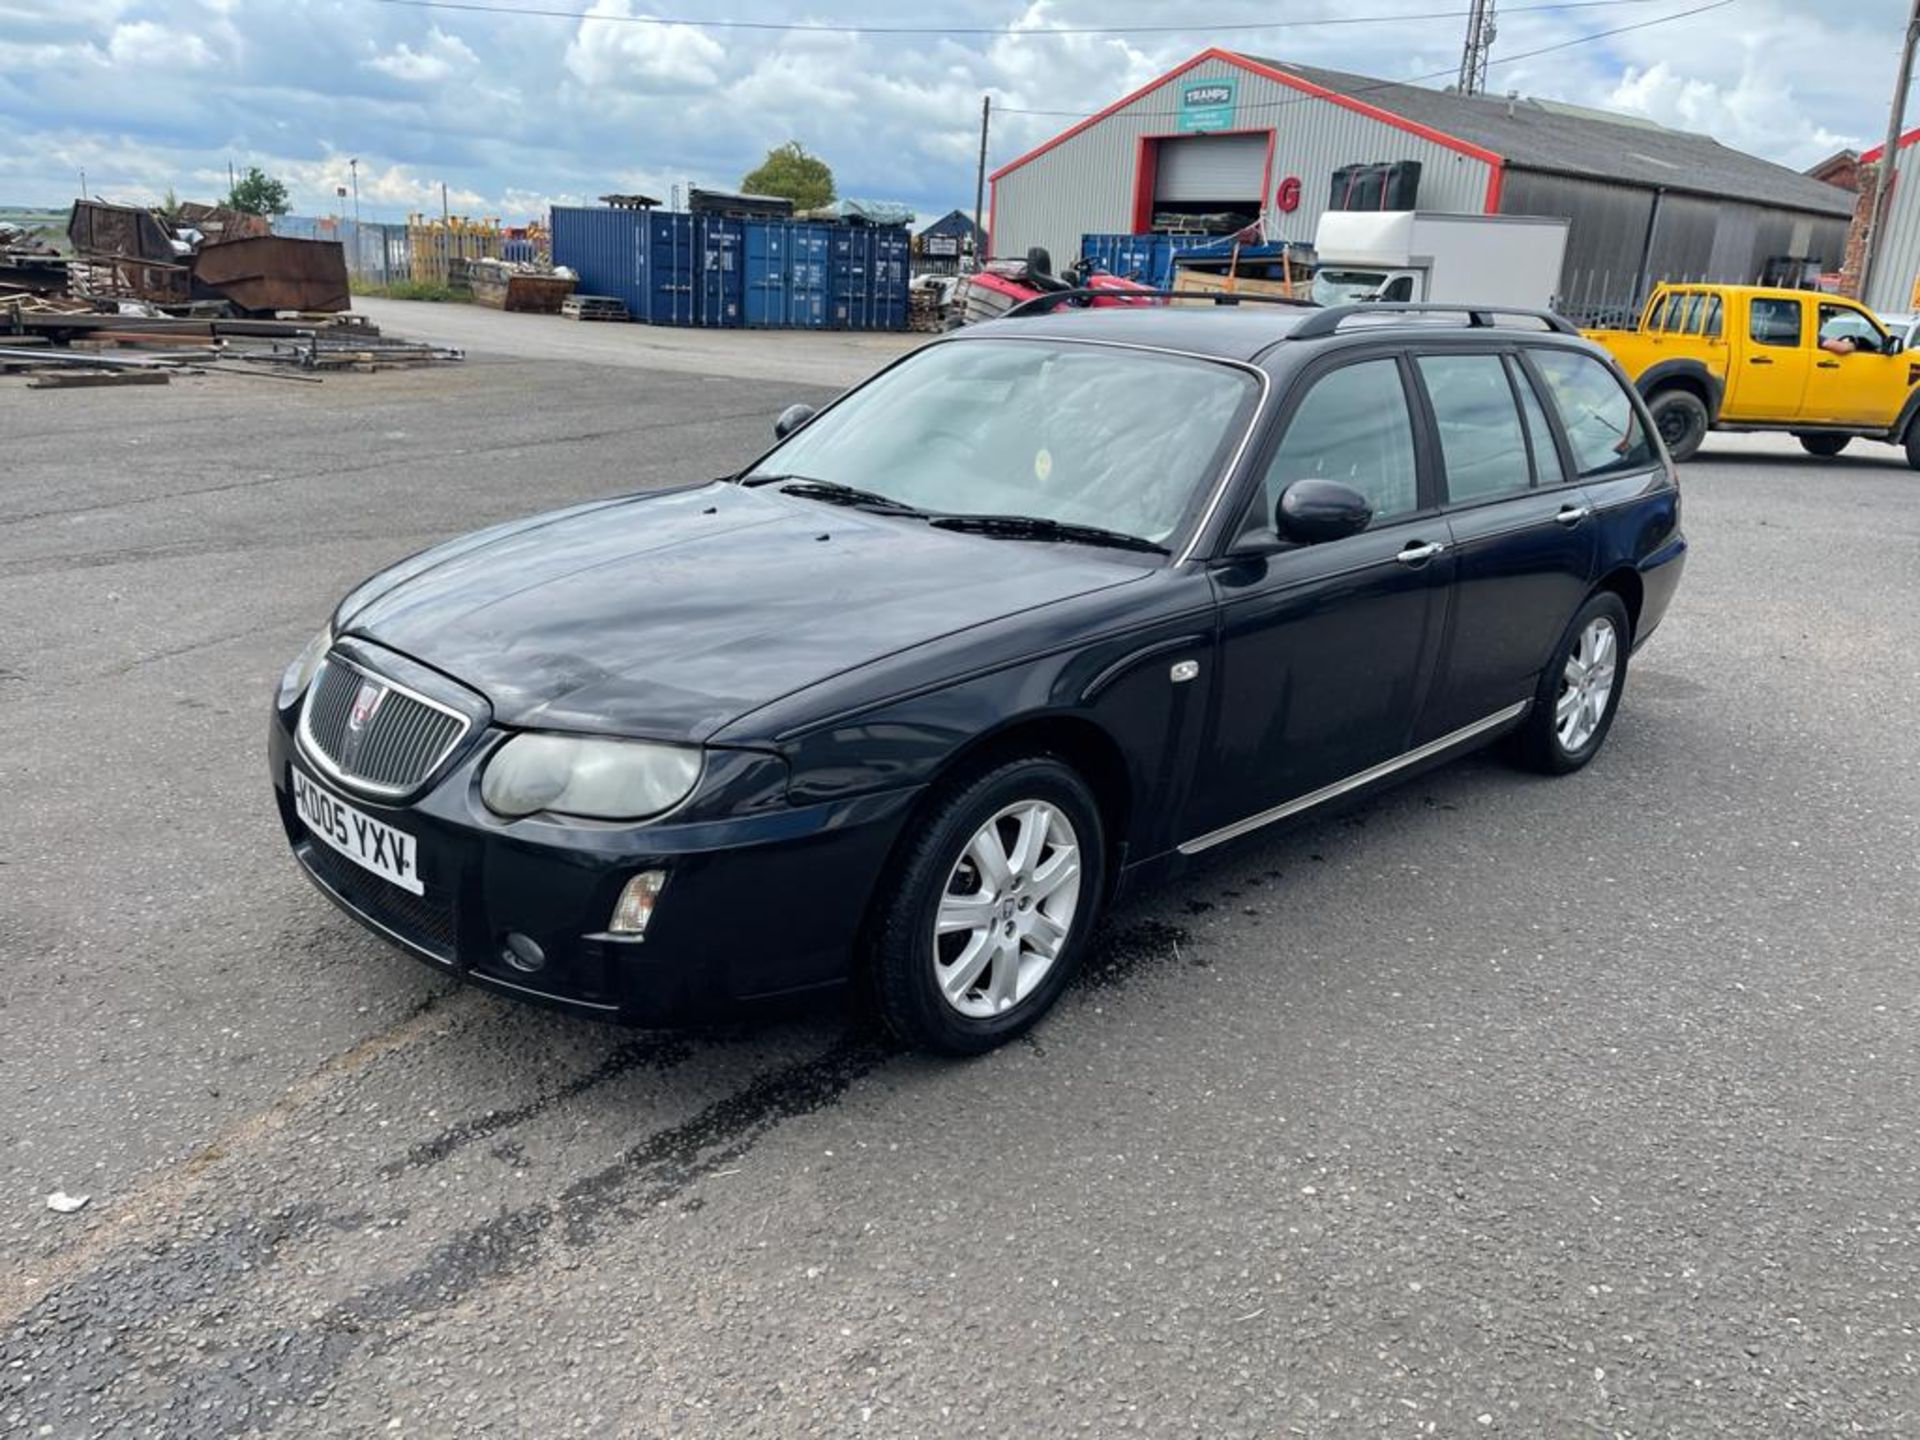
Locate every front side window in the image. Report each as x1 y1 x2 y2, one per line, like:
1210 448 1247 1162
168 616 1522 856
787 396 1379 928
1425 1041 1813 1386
748 338 1258 546
1749 297 1803 348
1417 353 1531 503
1817 304 1885 354
1530 350 1656 477
1253 359 1420 530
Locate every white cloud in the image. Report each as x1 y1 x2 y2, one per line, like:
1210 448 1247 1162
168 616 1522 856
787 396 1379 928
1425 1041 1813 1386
368 27 479 84
1607 59 1853 170
563 1 725 91
106 19 215 69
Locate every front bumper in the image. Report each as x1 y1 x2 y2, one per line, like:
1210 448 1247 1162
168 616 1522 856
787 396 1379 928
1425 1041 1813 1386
269 701 917 1024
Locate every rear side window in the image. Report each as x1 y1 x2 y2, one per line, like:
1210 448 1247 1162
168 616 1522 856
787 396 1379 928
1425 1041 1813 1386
1257 359 1420 529
1530 350 1656 477
1700 295 1723 337
1749 297 1802 348
1510 357 1567 485
1417 354 1530 503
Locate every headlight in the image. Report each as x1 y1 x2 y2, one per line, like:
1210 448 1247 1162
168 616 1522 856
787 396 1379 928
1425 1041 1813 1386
278 625 332 707
481 733 702 821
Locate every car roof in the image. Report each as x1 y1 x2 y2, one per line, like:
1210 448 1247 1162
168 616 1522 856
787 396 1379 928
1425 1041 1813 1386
958 305 1315 362
954 304 1596 368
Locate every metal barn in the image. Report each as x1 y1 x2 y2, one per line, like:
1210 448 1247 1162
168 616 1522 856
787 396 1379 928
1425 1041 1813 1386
989 49 1854 323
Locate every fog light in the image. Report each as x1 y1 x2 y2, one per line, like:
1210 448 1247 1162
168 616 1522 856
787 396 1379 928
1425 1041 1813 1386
608 870 667 938
500 931 546 973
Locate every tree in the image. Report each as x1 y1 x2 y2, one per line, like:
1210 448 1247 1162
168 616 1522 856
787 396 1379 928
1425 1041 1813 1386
225 166 291 216
740 142 834 211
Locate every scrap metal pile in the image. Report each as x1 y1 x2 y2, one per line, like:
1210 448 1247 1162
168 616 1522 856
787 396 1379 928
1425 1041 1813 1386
0 198 463 390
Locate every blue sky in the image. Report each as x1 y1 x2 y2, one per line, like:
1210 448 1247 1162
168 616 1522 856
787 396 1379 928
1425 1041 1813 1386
0 0 1907 225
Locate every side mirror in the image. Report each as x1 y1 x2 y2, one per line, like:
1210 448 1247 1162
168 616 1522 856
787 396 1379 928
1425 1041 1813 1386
1887 335 1905 357
774 403 817 439
1277 479 1372 544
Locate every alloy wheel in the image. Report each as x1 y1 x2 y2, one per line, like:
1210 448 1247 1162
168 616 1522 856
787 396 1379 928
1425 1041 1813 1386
1556 616 1619 753
933 800 1082 1018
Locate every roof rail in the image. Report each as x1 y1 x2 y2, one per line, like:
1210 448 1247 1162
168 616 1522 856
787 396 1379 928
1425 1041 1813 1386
1288 303 1582 339
1000 287 1320 319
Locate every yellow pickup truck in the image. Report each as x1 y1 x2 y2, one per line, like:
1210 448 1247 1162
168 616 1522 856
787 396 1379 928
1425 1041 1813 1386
1586 284 1919 464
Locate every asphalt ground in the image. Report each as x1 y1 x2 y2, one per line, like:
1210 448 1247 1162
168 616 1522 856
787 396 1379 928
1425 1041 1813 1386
2 305 1916 1437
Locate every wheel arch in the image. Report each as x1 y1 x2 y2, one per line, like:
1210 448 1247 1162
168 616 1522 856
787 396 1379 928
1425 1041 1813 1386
919 711 1134 876
1637 360 1722 422
1593 566 1644 642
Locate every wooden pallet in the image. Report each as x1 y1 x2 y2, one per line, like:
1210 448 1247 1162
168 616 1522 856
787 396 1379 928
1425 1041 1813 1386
561 295 630 322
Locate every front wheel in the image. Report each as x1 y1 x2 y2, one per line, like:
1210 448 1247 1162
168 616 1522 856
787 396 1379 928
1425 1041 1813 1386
869 756 1106 1055
1796 433 1851 457
1647 389 1709 462
1906 426 1920 471
1511 593 1631 775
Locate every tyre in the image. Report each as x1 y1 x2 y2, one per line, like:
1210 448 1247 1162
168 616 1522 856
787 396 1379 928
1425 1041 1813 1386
869 755 1106 1055
1647 389 1709 462
1796 433 1851 457
1511 592 1631 776
1906 426 1920 471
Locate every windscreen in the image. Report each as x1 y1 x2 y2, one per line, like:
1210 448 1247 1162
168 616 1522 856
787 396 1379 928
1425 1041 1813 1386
1311 269 1392 305
748 338 1258 546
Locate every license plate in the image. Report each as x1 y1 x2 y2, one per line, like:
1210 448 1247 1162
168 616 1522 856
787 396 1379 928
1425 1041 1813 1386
292 769 424 895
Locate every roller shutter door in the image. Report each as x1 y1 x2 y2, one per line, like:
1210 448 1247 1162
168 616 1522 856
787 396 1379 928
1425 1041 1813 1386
1155 134 1267 203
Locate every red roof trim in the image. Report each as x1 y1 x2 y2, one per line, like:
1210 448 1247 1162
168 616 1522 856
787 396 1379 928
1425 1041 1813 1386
1862 125 1920 165
989 47 1505 184
988 50 1221 181
1226 51 1504 169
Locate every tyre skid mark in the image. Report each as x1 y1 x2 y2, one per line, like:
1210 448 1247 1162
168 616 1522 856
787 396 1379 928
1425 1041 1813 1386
379 1030 699 1176
2 1037 894 1437
0 988 467 1329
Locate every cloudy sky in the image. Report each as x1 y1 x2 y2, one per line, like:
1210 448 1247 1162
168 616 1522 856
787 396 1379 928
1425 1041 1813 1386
0 0 1910 224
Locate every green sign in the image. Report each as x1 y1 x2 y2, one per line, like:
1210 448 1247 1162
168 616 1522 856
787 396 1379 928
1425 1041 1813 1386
1178 78 1237 132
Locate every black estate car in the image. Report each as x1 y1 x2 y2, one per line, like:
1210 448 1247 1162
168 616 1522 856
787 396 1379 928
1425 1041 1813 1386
271 301 1685 1054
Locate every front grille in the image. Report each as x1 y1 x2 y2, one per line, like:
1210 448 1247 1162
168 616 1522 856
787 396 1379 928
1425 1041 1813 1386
301 841 457 960
300 656 469 796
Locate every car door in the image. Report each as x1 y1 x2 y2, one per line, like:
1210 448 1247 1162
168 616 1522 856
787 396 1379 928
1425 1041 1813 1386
1725 294 1811 420
1185 353 1452 846
1413 346 1598 737
1803 303 1905 425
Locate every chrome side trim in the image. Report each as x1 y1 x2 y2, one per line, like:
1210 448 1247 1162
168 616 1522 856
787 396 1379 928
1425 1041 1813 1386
1176 701 1529 855
295 653 474 801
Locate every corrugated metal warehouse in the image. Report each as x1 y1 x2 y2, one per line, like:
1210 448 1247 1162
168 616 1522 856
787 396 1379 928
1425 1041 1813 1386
990 48 1854 322
1861 126 1920 316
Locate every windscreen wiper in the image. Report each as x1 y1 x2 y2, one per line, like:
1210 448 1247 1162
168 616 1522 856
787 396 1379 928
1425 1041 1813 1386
927 513 1168 554
753 475 927 516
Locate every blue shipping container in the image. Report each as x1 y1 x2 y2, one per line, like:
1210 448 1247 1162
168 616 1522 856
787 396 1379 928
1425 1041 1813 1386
550 207 741 326
826 226 911 331
1080 231 1305 290
742 220 834 329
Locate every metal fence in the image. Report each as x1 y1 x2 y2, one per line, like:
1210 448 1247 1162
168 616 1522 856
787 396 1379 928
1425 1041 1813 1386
271 216 519 287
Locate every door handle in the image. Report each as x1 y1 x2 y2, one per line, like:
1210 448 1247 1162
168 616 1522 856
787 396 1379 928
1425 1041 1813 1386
1554 504 1592 525
1816 360 1841 369
1395 540 1446 565
1748 356 1773 365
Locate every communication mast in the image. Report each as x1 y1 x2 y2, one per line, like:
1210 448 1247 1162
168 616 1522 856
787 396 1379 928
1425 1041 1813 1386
1457 0 1497 96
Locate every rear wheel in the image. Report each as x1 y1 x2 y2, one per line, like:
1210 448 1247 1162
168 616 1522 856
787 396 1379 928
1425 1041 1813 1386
1906 426 1920 471
1511 593 1631 775
1796 433 1851 457
869 756 1106 1055
1647 389 1709 462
